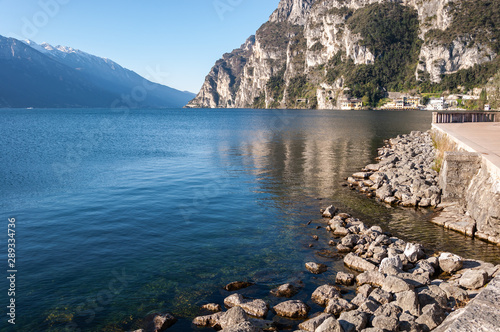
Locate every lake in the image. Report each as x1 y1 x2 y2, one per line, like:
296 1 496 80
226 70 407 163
1 108 499 331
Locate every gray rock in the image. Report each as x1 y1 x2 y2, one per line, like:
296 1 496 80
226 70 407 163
219 307 248 329
223 294 269 318
341 234 359 248
372 315 399 332
225 294 244 308
193 312 223 327
350 293 368 307
298 313 332 332
404 243 425 263
239 299 269 318
396 290 421 317
338 310 368 332
374 303 402 320
323 205 338 218
417 285 448 309
336 272 355 286
398 272 431 288
438 252 464 274
306 262 328 274
459 269 489 290
358 299 380 314
325 297 356 315
369 288 393 305
356 271 386 287
411 260 435 277
273 300 310 318
379 256 403 274
333 227 350 236
315 316 344 332
344 253 378 272
337 244 352 253
439 282 469 304
312 285 341 306
382 275 414 293
357 284 374 297
270 283 299 298
398 312 419 332
415 304 446 331
220 321 261 332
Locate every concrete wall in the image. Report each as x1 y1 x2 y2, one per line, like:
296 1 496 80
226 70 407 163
433 127 500 245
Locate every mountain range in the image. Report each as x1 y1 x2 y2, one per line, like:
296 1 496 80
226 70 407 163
187 0 500 109
0 35 194 108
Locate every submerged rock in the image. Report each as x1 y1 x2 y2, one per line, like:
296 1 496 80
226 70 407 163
225 281 255 292
270 283 299 298
143 312 177 332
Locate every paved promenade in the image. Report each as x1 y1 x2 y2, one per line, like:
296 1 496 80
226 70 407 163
432 122 500 180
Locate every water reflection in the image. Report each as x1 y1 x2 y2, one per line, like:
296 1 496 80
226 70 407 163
219 110 500 264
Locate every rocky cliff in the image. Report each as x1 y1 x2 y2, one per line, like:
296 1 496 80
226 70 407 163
187 0 500 109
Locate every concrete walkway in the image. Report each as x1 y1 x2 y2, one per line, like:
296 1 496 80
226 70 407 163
432 122 500 180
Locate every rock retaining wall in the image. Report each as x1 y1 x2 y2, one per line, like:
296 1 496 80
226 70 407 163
432 128 500 245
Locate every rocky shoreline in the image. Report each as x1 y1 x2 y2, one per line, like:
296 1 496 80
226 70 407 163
130 209 500 332
129 131 500 332
345 131 441 209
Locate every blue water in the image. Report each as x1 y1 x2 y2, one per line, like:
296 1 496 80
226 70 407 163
1 108 499 331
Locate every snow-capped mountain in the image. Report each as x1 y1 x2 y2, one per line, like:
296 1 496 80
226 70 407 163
0 35 194 108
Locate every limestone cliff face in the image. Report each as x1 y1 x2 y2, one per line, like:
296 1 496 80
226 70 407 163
187 0 499 109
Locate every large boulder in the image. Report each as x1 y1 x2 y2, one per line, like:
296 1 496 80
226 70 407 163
438 253 464 274
344 253 378 272
273 300 310 318
219 307 248 329
459 269 489 290
311 285 342 306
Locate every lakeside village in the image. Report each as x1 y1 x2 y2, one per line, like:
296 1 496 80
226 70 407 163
340 89 494 111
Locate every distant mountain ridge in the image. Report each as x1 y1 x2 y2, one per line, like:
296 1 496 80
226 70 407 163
0 35 194 108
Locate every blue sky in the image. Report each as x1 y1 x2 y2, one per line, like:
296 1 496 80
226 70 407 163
0 0 280 93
